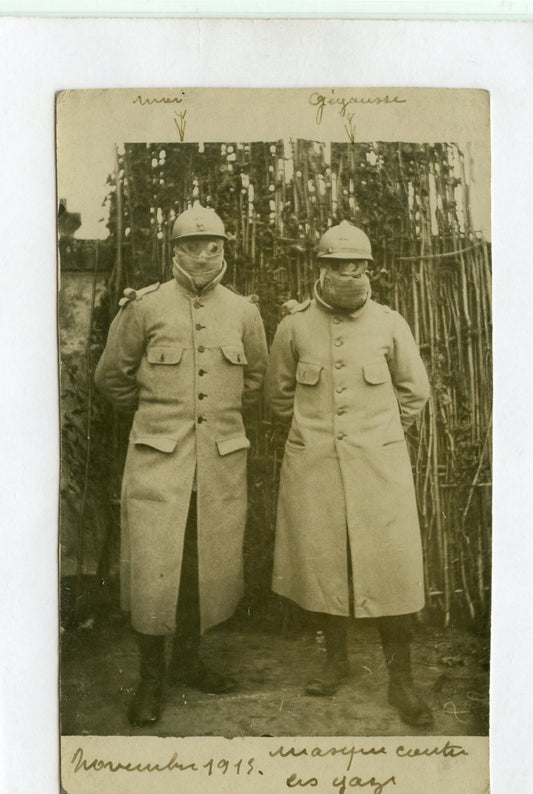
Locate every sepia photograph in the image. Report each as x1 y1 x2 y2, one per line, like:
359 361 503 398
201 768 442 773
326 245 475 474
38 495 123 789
57 86 491 791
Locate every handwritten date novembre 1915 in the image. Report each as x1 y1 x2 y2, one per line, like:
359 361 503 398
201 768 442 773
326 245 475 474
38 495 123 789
71 748 260 775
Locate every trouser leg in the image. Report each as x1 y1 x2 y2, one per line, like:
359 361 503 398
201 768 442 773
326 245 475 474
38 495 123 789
306 613 351 696
324 614 350 664
127 633 166 727
172 493 201 670
376 614 433 727
168 492 236 694
376 613 414 671
307 531 353 696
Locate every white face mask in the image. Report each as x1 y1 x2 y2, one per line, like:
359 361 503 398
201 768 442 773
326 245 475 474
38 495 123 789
319 260 370 311
172 238 225 290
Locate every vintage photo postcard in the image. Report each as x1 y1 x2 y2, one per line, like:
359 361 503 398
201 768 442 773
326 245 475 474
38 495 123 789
57 87 491 794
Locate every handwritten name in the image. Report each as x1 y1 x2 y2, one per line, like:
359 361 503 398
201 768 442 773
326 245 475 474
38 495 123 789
133 93 185 106
309 90 407 124
270 744 387 773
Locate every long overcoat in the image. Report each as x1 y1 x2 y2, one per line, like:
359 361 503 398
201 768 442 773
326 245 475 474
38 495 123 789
265 292 430 618
95 277 267 635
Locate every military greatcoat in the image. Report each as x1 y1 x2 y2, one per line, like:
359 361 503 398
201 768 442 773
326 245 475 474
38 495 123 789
95 277 267 635
265 293 430 618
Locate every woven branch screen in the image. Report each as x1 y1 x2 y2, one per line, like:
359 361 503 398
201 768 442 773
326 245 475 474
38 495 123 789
96 139 491 626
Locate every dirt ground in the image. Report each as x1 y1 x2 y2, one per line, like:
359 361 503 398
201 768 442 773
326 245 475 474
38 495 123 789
60 615 489 738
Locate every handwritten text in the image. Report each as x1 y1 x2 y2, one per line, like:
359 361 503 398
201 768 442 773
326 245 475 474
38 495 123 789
309 90 407 125
270 744 387 773
133 93 185 106
71 747 259 776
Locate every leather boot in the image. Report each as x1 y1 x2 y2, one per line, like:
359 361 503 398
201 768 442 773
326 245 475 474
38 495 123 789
306 615 350 696
127 634 165 727
378 617 433 727
168 632 236 694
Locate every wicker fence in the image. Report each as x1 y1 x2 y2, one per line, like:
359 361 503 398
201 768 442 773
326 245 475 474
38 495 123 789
64 139 491 627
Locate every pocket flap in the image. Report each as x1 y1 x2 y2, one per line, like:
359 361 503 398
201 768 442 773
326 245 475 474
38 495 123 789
216 434 251 456
363 361 390 385
132 435 178 453
296 361 322 385
146 346 183 365
221 345 247 365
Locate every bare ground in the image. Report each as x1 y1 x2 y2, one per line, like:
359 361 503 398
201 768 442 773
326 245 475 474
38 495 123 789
60 617 489 738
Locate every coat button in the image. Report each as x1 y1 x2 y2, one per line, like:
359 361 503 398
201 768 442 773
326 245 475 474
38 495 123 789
335 362 343 369
195 323 205 330
198 416 206 423
334 339 343 347
336 386 345 393
198 369 207 376
159 354 165 362
336 408 345 415
336 432 345 440
198 393 207 400
193 300 203 309
332 317 341 324
198 345 205 353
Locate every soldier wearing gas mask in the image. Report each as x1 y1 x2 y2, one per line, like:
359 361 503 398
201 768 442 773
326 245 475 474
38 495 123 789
265 220 433 727
95 202 267 727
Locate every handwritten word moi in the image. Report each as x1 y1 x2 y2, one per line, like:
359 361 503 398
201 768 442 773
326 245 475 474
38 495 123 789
133 93 185 106
70 747 259 776
270 744 386 773
286 772 396 793
309 90 407 124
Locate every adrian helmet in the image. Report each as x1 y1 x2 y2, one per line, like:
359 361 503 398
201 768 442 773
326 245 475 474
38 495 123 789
317 220 373 261
171 201 228 241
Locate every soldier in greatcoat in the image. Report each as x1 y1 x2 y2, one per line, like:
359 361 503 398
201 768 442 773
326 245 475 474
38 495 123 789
95 203 268 726
265 220 433 727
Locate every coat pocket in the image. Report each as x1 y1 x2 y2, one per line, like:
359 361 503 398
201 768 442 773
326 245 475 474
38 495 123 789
146 346 184 365
216 434 251 456
132 435 179 453
296 361 322 385
125 435 179 503
363 360 391 385
221 345 247 365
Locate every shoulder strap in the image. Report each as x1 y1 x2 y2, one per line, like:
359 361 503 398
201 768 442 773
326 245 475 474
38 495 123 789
118 282 160 307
